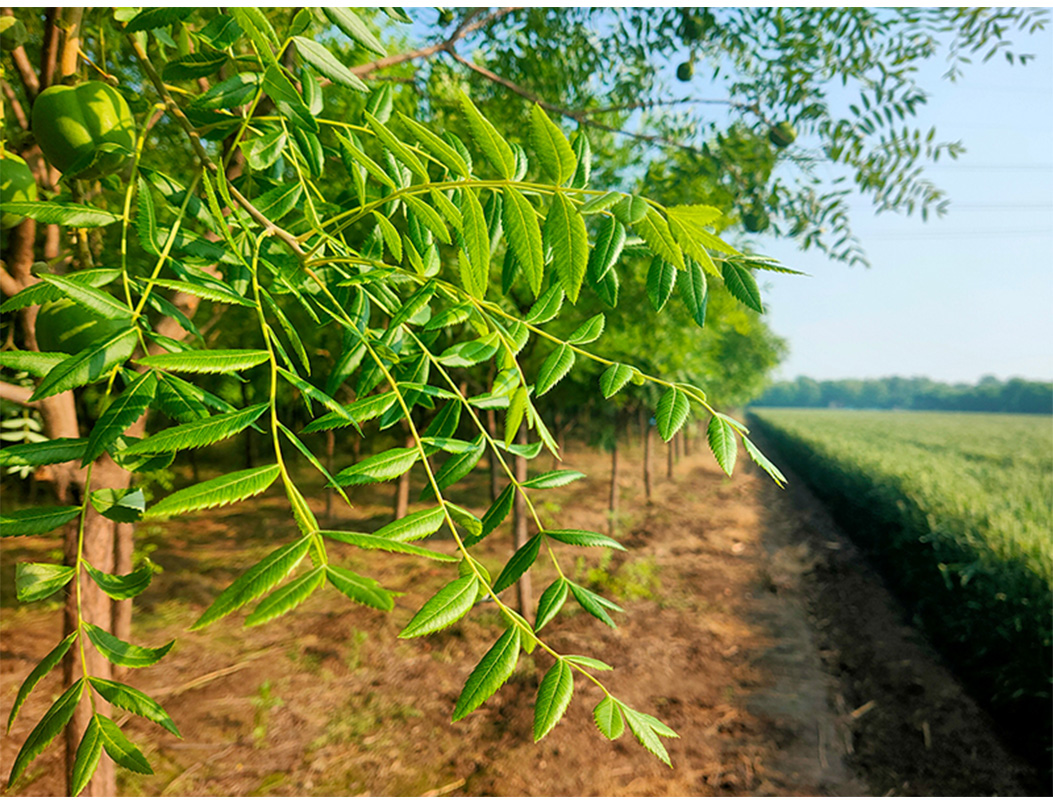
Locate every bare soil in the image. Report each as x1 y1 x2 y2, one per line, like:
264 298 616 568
1 434 1043 796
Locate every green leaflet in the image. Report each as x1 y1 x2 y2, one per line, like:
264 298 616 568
95 714 152 775
136 348 269 375
277 370 358 434
742 435 786 488
135 176 160 254
521 469 585 489
302 390 396 434
526 285 564 324
336 133 396 189
579 190 620 215
529 104 577 185
399 575 479 638
1 505 81 537
15 562 75 602
71 717 104 796
446 502 482 537
655 387 690 442
0 351 67 378
89 487 146 523
7 679 84 787
124 7 193 32
324 7 385 55
505 387 528 445
458 188 490 298
292 36 368 92
189 72 260 112
145 464 279 520
492 534 541 593
470 484 515 547
87 676 180 736
543 193 588 303
459 92 515 179
84 562 153 600
396 113 471 177
39 274 131 322
83 372 157 465
29 328 138 402
423 438 485 498
245 566 326 627
568 313 605 345
2 268 121 313
334 447 418 486
667 215 719 276
155 374 214 422
544 529 625 551
0 438 87 468
570 129 591 188
423 401 461 439
193 537 311 629
569 581 622 628
452 628 521 721
536 343 574 396
403 195 451 244
593 695 625 740
373 506 446 542
612 195 648 225
534 578 568 631
707 415 738 477
84 622 173 668
7 632 76 731
2 201 119 228
321 530 456 562
565 655 613 671
599 363 634 399
533 658 574 741
587 216 626 284
501 187 544 297
121 403 267 457
646 257 677 312
722 261 764 312
636 207 684 270
326 566 395 610
365 111 429 181
679 258 708 328
623 706 678 767
261 65 317 133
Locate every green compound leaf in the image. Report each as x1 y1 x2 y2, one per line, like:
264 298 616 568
84 623 173 669
96 714 152 775
39 274 131 323
533 658 574 741
333 448 418 486
721 261 764 313
373 506 446 542
599 363 634 399
1 505 81 537
623 705 678 767
593 695 625 740
536 343 575 396
521 469 585 489
192 537 311 630
502 187 545 297
636 207 684 270
544 529 625 551
144 464 280 520
460 91 516 179
84 562 153 600
7 678 84 787
544 193 589 303
326 566 395 610
742 435 786 488
7 632 76 731
655 387 690 443
529 104 577 184
534 578 569 631
399 575 479 639
707 415 738 477
245 566 326 627
15 562 75 602
137 348 269 375
84 372 157 465
492 534 542 594
459 187 490 298
646 256 677 312
453 627 521 721
88 676 180 736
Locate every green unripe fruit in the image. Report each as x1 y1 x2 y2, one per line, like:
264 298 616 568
1 152 38 229
31 81 136 179
676 61 694 82
768 121 797 149
36 298 126 354
0 16 26 51
741 206 770 234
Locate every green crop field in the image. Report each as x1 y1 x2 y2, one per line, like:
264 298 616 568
749 409 1052 767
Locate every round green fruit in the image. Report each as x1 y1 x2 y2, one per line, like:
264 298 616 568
741 206 770 234
768 121 797 149
1 152 38 229
0 16 27 51
676 61 694 82
36 298 126 354
31 81 136 179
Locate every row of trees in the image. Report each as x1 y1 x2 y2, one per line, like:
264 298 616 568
753 375 1052 414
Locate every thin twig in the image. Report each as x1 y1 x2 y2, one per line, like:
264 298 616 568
1 78 29 129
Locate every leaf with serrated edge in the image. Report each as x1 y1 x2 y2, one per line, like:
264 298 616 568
502 188 544 297
460 92 515 179
679 258 708 327
145 464 280 520
7 679 84 786
534 659 574 741
84 372 157 465
7 633 76 730
522 469 584 489
84 623 173 668
15 563 75 602
526 285 564 324
245 566 326 627
587 216 625 283
529 104 576 184
646 257 677 312
565 655 613 671
1 505 81 537
137 349 269 375
121 403 267 457
84 563 152 601
321 531 456 562
570 582 619 628
722 261 764 312
568 314 604 344
399 575 479 638
742 435 786 488
88 677 180 735
458 188 490 298
544 194 588 302
70 717 104 796
707 415 738 477
30 328 137 402
96 714 152 775
636 207 684 269
470 485 514 547
326 566 395 610
425 439 485 496
536 344 574 396
593 695 625 740
324 7 385 55
534 579 569 631
544 529 625 551
492 534 541 594
623 706 676 766
365 111 429 181
453 628 520 721
373 506 446 542
655 387 690 443
293 36 368 92
0 438 86 468
600 363 634 399
334 447 418 486
396 113 470 177
40 275 131 322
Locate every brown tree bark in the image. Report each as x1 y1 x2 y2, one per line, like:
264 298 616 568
512 427 532 619
667 437 674 480
643 421 653 504
393 431 413 520
608 425 619 536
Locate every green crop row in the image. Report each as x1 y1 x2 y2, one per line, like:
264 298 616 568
749 409 1052 769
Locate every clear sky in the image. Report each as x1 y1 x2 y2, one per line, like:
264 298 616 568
752 26 1053 384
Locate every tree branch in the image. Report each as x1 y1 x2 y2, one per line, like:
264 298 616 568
0 381 37 408
0 78 29 130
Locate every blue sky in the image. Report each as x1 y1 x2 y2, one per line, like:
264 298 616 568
752 27 1053 384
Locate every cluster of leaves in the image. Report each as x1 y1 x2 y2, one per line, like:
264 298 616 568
0 7 792 791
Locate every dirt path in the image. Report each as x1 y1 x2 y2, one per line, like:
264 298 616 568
1 436 1042 795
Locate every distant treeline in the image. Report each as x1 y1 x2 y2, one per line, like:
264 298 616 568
753 375 1052 414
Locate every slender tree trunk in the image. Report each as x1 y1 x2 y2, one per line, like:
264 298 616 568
486 408 500 503
608 425 619 536
643 421 653 504
393 431 413 520
513 427 532 619
683 424 691 456
674 430 682 462
667 438 674 479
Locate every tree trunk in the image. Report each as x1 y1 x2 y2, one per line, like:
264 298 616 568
683 424 691 456
393 431 413 520
608 426 619 536
513 427 532 620
643 422 653 504
667 437 674 480
486 408 500 503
